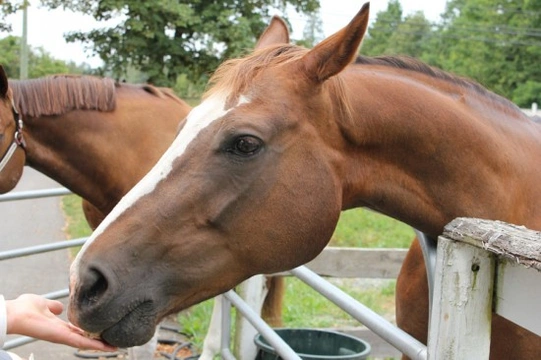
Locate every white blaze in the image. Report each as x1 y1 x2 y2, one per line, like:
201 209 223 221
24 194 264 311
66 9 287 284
70 92 234 277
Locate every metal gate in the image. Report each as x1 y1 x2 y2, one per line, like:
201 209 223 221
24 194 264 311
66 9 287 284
4 187 536 360
0 186 426 358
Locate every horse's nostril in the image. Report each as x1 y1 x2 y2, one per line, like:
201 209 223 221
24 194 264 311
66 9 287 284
79 267 109 306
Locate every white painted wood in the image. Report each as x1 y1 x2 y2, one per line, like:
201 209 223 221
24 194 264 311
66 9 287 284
443 217 541 337
234 275 268 360
200 297 222 360
428 237 494 359
495 261 541 336
443 218 541 271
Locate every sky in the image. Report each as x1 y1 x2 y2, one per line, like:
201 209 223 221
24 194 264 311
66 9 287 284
1 0 447 68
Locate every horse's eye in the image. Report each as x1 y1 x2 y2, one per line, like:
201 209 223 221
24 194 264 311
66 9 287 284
229 135 262 157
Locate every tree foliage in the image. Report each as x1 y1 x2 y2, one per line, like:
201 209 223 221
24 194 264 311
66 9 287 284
360 0 541 107
39 0 319 87
0 0 21 32
437 0 541 105
0 35 89 79
361 0 403 56
1 1 539 107
297 9 324 48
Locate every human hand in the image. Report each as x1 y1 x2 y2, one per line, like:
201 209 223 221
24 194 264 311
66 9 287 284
5 294 116 352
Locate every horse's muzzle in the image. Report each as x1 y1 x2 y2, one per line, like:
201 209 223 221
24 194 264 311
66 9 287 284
69 262 158 347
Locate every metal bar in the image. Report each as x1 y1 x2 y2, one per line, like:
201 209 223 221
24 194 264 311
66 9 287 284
291 265 428 360
221 295 233 358
414 229 437 317
3 289 70 350
221 348 236 360
43 289 69 300
0 187 72 202
224 290 301 360
3 335 35 350
220 295 237 360
0 238 87 261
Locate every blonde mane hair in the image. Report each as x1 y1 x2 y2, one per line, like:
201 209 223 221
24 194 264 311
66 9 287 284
204 44 307 105
204 43 354 121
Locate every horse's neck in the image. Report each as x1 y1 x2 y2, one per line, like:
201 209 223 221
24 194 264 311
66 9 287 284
23 112 126 211
336 69 541 235
23 109 180 215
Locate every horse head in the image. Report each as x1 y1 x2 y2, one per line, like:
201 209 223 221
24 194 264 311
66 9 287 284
68 4 371 347
0 65 26 193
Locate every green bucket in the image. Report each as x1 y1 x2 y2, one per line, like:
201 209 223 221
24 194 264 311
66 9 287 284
254 328 371 360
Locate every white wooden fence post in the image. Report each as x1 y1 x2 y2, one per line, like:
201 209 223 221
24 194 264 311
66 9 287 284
427 236 494 359
234 275 269 359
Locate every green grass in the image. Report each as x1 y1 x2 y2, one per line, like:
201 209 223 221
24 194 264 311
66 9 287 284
62 196 413 358
330 208 414 248
176 299 216 350
282 278 397 328
62 195 92 258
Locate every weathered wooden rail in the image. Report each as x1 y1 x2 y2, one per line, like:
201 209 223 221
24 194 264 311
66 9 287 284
429 218 541 358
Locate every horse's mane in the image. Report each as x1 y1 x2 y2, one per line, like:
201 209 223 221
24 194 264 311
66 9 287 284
206 43 520 115
153 85 191 107
10 75 116 118
355 55 520 111
205 44 353 119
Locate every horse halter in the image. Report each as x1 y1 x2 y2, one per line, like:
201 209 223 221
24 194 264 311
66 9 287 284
0 99 26 173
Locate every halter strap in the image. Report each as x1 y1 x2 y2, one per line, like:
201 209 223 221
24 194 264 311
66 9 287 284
0 98 25 173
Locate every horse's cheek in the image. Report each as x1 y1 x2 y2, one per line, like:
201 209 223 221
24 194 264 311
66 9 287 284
288 165 341 263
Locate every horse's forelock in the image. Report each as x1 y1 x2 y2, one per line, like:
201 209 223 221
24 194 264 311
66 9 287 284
10 75 116 118
204 43 354 127
204 44 308 102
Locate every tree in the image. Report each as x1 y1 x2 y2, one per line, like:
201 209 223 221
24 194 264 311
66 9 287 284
0 1 21 32
385 11 432 58
0 35 21 77
297 9 324 48
434 0 541 106
360 0 403 56
0 35 89 78
39 0 320 87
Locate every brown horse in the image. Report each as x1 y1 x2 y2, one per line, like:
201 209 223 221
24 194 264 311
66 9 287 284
9 75 191 228
67 4 541 359
5 74 284 357
0 66 25 193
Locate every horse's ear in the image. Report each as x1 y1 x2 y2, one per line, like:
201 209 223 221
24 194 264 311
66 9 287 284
301 2 370 82
255 16 290 50
0 65 8 99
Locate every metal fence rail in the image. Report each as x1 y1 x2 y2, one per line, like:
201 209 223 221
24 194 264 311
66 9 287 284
3 187 425 359
0 238 87 261
221 291 302 360
1 187 76 350
0 187 72 202
291 266 427 360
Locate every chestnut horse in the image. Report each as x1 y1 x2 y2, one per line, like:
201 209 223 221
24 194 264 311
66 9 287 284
0 66 25 193
4 74 284 358
67 3 541 359
8 75 191 229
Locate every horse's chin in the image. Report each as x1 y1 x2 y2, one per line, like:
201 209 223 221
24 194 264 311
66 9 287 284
99 302 158 348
